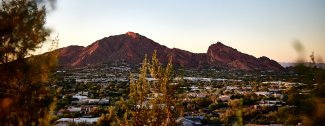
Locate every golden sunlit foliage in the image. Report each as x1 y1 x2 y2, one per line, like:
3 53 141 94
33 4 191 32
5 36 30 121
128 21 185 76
113 51 182 126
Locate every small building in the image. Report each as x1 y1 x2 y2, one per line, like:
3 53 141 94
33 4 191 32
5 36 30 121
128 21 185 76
219 95 231 101
56 117 99 124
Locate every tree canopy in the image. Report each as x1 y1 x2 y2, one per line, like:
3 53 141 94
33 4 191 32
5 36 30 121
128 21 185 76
0 0 57 125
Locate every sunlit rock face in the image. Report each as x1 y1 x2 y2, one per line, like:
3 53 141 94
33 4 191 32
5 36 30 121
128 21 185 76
207 42 284 71
56 32 284 71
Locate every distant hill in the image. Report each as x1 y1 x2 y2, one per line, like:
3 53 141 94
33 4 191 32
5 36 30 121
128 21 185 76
56 32 284 71
280 62 325 69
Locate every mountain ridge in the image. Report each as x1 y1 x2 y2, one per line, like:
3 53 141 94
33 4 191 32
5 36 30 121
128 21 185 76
57 32 284 71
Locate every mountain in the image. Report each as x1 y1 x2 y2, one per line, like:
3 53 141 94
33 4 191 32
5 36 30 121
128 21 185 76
57 32 284 71
207 42 283 71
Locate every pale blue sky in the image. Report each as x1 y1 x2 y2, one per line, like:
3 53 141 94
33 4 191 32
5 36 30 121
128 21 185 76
45 0 325 62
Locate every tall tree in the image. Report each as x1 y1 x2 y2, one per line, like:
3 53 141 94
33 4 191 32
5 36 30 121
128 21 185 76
0 0 57 125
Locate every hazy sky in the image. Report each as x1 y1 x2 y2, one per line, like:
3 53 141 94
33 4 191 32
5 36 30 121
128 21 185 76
45 0 325 63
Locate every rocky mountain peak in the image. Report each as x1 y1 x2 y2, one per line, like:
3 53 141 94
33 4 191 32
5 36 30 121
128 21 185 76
215 41 225 46
125 31 139 39
208 42 236 51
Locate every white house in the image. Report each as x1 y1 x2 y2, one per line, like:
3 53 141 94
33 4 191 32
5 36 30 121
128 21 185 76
56 117 99 124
